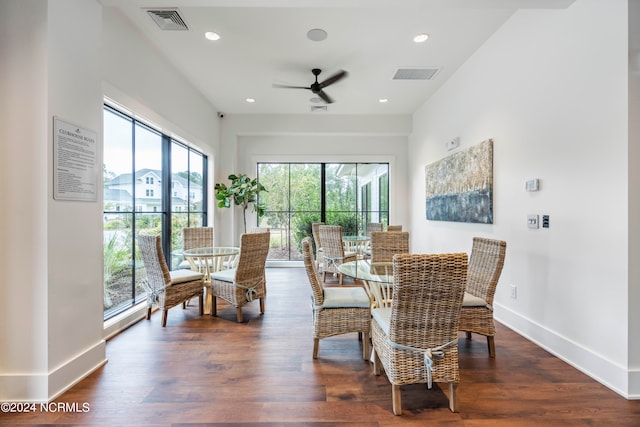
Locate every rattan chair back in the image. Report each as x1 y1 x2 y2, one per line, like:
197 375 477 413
370 231 409 264
302 237 324 306
183 227 213 250
138 234 204 326
302 237 370 359
210 231 270 322
465 237 506 305
371 252 467 414
366 222 383 238
459 237 507 357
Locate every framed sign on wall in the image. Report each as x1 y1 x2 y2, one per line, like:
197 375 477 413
53 116 97 202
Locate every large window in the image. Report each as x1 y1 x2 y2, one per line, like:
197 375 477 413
257 162 389 261
102 105 207 320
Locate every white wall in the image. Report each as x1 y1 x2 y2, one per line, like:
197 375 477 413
409 0 635 397
0 0 106 401
0 0 221 402
215 114 412 246
101 7 219 153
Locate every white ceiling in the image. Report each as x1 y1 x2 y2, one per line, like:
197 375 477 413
100 0 575 115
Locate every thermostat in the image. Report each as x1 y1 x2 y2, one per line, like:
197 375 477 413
525 179 539 192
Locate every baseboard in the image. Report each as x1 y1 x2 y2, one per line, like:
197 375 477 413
0 340 107 402
48 340 107 401
494 302 634 399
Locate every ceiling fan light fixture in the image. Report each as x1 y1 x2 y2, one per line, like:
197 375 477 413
204 31 220 41
413 33 429 43
307 28 328 42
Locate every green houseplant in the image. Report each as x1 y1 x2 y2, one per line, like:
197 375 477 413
214 173 267 233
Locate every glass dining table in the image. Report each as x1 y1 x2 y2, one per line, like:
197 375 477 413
337 259 394 308
342 235 371 258
182 246 240 314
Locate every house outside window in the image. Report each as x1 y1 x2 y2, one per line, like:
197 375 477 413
102 104 208 320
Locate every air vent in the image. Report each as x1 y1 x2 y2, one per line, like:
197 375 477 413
310 105 327 112
146 9 189 31
392 67 439 80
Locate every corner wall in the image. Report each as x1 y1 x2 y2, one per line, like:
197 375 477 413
408 0 634 397
0 0 106 401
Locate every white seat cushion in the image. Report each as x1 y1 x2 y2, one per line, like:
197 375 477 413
169 269 203 284
210 268 237 283
462 291 487 307
371 307 392 335
177 259 192 270
323 287 370 309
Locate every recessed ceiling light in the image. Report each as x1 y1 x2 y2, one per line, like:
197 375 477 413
307 28 327 42
379 98 388 103
204 31 220 41
413 33 429 43
245 98 255 103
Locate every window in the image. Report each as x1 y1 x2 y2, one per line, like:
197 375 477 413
257 162 389 260
102 104 208 321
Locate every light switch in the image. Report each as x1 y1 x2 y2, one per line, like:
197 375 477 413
527 214 539 229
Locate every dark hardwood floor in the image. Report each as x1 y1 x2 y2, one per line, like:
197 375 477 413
3 267 639 426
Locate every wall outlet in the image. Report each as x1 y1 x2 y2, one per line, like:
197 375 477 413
510 284 517 299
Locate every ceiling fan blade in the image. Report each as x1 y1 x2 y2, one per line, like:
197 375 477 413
317 90 334 104
272 83 311 90
319 70 348 89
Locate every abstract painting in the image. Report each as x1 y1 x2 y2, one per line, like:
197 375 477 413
425 139 493 224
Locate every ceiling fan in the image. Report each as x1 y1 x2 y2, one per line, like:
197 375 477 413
273 68 348 104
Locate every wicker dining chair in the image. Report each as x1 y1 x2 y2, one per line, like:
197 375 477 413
318 225 357 285
210 232 270 323
137 234 204 327
311 222 325 271
459 237 507 357
386 224 402 231
301 238 371 359
363 222 383 258
369 231 410 304
370 231 409 264
179 226 214 270
371 252 468 415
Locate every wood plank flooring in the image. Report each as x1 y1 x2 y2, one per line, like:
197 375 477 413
2 267 639 426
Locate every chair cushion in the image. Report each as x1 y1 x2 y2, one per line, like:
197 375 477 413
169 269 203 284
371 307 392 335
210 268 237 283
462 291 487 307
323 287 370 309
177 259 192 270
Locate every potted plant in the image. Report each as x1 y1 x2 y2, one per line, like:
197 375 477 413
214 173 267 233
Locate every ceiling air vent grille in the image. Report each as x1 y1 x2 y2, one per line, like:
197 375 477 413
392 67 439 80
146 9 189 31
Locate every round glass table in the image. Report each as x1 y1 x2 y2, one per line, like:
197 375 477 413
182 246 240 314
337 259 394 308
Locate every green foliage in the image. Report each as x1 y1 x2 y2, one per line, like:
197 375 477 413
326 212 358 235
214 173 267 232
292 213 320 253
103 231 132 309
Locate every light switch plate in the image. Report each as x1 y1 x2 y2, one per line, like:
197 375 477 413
527 214 539 229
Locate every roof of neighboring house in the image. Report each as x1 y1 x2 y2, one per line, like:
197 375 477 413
105 169 202 190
